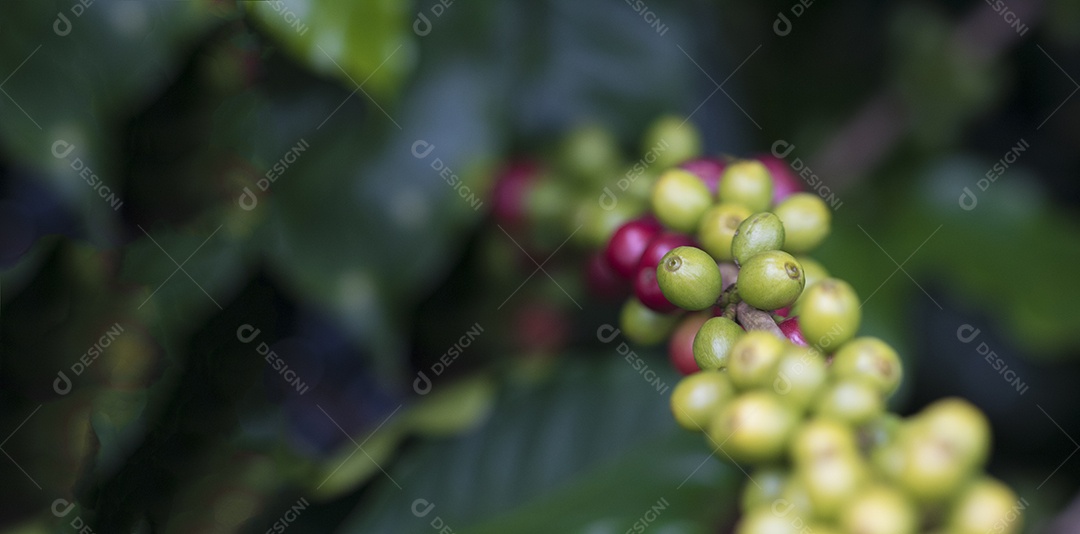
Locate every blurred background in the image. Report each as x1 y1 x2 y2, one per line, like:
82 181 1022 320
1 0 1079 532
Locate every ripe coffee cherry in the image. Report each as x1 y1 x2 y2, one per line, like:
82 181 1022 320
813 378 884 425
619 298 680 346
731 212 785 266
643 115 702 169
737 251 806 311
638 231 696 271
679 157 726 194
491 161 540 228
670 370 735 431
831 337 903 397
740 467 789 512
669 314 711 375
709 390 797 464
650 169 712 233
840 485 918 534
796 278 860 351
718 160 774 212
778 317 807 346
692 316 744 371
756 155 803 205
772 346 826 409
947 478 1022 534
727 331 786 390
585 252 628 299
791 418 860 466
605 218 662 278
799 454 869 519
634 265 677 312
773 193 831 253
697 203 753 262
657 246 723 311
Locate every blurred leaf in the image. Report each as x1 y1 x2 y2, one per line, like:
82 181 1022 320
339 355 739 534
244 0 413 99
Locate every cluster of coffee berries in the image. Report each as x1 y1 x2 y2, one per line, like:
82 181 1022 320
491 117 1019 533
581 118 1019 534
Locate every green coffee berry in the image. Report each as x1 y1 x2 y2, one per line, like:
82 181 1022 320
670 370 736 431
831 337 903 397
796 278 860 351
619 298 680 346
772 345 827 410
727 331 786 390
791 418 860 466
773 193 831 253
737 251 806 310
697 203 753 262
718 160 774 212
692 316 744 371
650 168 712 233
947 478 1022 534
812 378 885 426
657 246 723 311
709 390 797 464
731 212 785 266
799 454 870 519
840 485 918 534
642 115 702 169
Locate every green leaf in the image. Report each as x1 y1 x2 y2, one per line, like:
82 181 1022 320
339 355 740 534
244 0 413 100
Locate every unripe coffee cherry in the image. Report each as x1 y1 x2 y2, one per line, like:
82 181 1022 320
791 418 860 466
697 203 752 262
619 298 680 346
657 246 723 311
731 212 785 266
670 370 735 431
812 378 885 425
650 169 712 233
692 316 744 371
796 278 860 351
605 217 662 279
773 193 831 253
831 337 903 397
799 454 869 519
643 115 702 169
727 331 786 390
737 251 806 311
840 485 918 534
709 390 797 464
718 160 774 212
772 345 826 410
947 478 1022 534
559 123 620 182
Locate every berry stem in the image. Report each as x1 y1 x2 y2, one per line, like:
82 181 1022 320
722 304 737 321
717 284 741 308
735 301 785 340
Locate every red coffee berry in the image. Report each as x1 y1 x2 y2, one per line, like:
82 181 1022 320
604 217 662 278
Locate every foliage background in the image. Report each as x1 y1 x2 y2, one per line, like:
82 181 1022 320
1 0 1079 532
